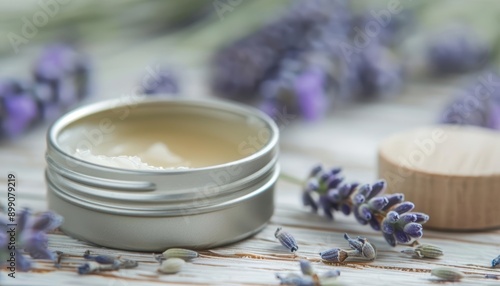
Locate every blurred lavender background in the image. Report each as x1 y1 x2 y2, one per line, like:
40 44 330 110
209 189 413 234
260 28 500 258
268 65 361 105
1 0 500 140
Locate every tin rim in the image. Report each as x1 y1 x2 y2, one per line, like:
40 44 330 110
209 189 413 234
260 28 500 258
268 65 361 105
47 98 279 174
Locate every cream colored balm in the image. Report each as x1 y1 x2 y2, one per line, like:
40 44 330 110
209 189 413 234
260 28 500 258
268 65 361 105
57 103 268 170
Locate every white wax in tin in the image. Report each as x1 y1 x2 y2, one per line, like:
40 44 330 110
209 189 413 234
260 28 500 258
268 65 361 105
73 143 190 170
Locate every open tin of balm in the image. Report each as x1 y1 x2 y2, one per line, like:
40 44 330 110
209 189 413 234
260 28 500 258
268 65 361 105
46 98 279 251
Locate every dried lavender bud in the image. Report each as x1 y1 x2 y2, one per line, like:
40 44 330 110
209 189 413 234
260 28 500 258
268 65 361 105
414 213 430 223
382 193 404 211
275 227 298 253
54 251 64 268
357 184 371 197
356 236 377 261
319 195 334 220
319 248 347 263
310 165 324 177
321 269 341 278
158 258 185 274
95 255 118 265
368 196 389 210
162 248 199 261
118 258 139 269
393 202 414 214
403 223 423 239
299 260 315 276
382 219 394 235
383 231 397 247
401 244 443 259
302 191 318 213
492 255 500 268
394 229 411 244
370 180 386 197
343 233 363 253
368 216 381 231
398 213 417 224
31 211 63 232
431 267 464 282
77 262 100 275
276 273 314 286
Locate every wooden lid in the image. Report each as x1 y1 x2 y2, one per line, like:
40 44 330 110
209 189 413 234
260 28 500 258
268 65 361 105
378 125 500 230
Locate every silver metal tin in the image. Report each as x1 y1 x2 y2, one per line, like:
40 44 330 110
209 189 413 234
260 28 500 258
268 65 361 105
46 98 279 251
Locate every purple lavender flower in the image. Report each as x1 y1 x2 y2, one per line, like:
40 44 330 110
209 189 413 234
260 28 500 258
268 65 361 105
440 74 500 130
1 91 38 137
294 68 329 121
0 208 63 271
140 67 179 95
427 28 489 75
33 44 91 105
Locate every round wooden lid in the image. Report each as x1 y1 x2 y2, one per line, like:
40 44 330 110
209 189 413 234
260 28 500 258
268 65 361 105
378 125 500 230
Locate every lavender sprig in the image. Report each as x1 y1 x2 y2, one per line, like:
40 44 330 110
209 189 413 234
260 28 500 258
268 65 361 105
301 165 429 247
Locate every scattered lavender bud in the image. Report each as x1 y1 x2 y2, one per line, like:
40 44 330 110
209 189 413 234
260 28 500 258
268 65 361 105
356 236 377 260
83 250 117 264
275 227 299 253
321 269 341 278
319 248 348 263
162 248 199 261
276 273 314 286
77 262 100 275
299 260 315 276
401 244 443 259
492 255 500 268
158 258 185 274
118 258 139 269
54 251 64 268
343 233 363 253
431 267 464 282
